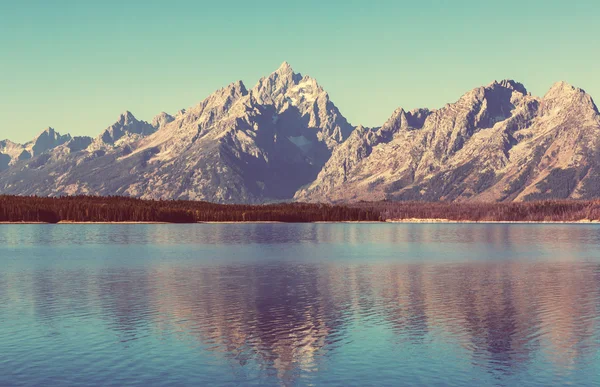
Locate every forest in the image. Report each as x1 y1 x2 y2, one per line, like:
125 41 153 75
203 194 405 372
0 195 380 223
367 200 600 222
1 195 600 223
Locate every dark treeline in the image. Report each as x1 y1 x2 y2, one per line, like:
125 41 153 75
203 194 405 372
0 195 380 223
364 200 600 222
2 196 600 223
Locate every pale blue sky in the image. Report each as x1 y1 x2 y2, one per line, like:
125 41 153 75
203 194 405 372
1 0 598 142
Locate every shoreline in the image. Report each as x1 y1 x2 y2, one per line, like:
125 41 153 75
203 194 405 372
0 221 168 224
385 219 600 224
0 219 599 224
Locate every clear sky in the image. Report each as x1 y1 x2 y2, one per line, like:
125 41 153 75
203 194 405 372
1 0 598 142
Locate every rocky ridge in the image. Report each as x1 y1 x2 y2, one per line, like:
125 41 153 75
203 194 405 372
1 63 599 203
0 63 354 202
296 80 600 202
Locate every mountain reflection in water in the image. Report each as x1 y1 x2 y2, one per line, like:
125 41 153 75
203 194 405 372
1 224 599 386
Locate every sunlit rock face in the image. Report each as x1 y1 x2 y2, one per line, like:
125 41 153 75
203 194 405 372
1 65 599 203
0 63 354 203
296 80 600 202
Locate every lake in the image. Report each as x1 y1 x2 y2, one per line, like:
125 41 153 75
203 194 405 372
1 223 600 386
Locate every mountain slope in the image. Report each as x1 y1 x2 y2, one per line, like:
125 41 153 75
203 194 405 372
2 64 599 204
121 63 353 202
0 127 72 171
0 63 354 202
296 80 600 202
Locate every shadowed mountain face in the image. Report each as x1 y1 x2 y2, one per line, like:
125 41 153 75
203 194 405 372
1 64 599 203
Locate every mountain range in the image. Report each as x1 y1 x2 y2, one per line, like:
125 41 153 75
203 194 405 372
2 62 599 203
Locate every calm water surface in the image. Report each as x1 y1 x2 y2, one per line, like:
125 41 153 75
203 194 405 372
1 224 600 386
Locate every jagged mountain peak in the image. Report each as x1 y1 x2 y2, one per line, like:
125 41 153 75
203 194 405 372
542 81 599 116
381 107 432 132
252 64 327 109
247 63 353 146
3 67 599 204
117 110 137 124
224 80 248 94
254 62 304 97
546 80 578 95
487 79 528 95
31 126 70 141
30 127 69 141
151 112 175 129
298 78 600 204
407 108 433 129
0 139 20 147
181 80 249 125
382 108 408 129
543 81 595 103
434 79 534 137
389 107 407 119
275 61 294 74
452 80 528 112
361 106 433 146
197 80 248 106
28 126 72 156
270 61 307 85
39 126 56 134
96 111 155 146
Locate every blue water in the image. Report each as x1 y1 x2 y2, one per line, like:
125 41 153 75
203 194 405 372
1 223 600 386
